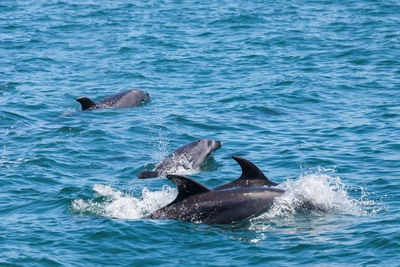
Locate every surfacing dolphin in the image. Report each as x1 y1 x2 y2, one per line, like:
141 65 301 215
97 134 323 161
138 139 222 179
146 156 284 224
76 89 150 111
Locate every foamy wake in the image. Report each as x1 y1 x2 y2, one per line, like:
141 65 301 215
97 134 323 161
70 184 177 219
71 168 381 222
251 168 381 224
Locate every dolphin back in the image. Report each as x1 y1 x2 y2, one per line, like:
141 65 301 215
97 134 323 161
97 89 149 108
147 174 284 224
76 89 150 111
137 170 159 179
166 174 211 204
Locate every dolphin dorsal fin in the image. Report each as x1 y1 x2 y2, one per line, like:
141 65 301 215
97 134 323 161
76 97 96 110
214 156 277 190
234 156 269 180
167 174 210 204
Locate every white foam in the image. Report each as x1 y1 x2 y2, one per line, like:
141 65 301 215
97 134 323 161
251 167 382 226
158 154 200 176
71 184 177 219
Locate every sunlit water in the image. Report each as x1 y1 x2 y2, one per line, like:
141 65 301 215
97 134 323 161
1 0 399 266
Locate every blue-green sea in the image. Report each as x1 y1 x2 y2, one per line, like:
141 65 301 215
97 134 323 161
1 0 399 266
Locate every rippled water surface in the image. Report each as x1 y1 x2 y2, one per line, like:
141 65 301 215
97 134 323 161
1 0 399 266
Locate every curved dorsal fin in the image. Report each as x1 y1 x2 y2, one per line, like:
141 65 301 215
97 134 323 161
76 97 96 110
167 174 210 204
234 156 269 180
214 156 278 190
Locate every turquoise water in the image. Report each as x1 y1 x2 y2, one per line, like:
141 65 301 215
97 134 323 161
1 0 399 265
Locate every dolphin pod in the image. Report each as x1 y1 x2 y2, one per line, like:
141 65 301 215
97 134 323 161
138 139 222 179
146 156 284 224
76 89 150 111
74 89 290 224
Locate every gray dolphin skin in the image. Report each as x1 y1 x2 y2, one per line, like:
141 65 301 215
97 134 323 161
146 156 284 224
138 139 222 179
76 89 150 111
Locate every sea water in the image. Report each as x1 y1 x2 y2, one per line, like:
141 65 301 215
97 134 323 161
1 0 399 266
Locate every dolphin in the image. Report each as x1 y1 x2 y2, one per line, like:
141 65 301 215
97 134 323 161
146 156 284 224
76 89 150 111
138 139 222 179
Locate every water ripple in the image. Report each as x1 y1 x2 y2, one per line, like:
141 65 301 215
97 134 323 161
1 0 399 265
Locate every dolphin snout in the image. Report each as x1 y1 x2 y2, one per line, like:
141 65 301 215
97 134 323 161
215 141 222 148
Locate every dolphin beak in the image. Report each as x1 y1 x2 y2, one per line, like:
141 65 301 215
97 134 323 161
215 141 222 148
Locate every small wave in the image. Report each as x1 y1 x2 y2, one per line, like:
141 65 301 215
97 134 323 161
0 156 25 168
55 126 85 134
70 184 176 219
209 14 264 27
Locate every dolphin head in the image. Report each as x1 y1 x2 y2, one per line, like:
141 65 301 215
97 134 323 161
198 138 222 156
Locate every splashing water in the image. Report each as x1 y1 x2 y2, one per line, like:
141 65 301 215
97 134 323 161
146 139 204 176
252 168 381 225
153 139 169 165
158 153 201 176
70 184 177 219
71 168 380 224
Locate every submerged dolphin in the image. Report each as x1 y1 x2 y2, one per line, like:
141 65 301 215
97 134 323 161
138 139 222 179
146 156 284 224
76 89 150 111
